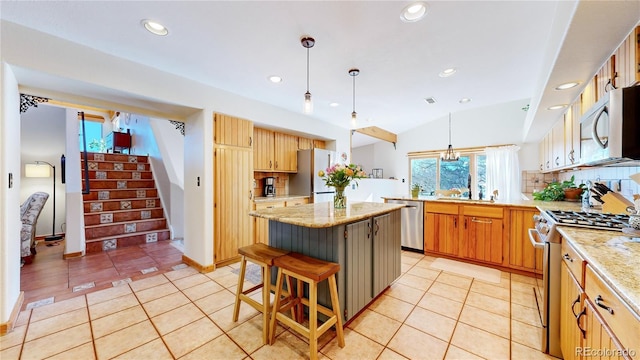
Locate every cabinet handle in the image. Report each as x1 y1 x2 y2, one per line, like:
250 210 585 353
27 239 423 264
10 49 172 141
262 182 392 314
555 156 560 166
540 164 543 171
464 218 467 229
367 222 371 238
275 161 278 169
454 217 457 228
249 191 253 200
249 136 253 147
546 160 550 169
375 220 380 235
568 149 575 164
595 295 614 314
269 160 272 169
266 206 274 209
471 217 492 224
571 294 580 317
576 307 586 339
563 253 573 262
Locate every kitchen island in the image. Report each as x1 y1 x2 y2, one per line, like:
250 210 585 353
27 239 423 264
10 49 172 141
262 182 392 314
249 201 404 323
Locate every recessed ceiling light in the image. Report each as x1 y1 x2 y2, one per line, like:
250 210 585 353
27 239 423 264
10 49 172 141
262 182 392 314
268 75 282 83
547 104 568 110
400 2 428 22
329 102 340 107
424 97 437 104
555 82 580 90
141 19 168 36
439 68 457 77
459 98 472 104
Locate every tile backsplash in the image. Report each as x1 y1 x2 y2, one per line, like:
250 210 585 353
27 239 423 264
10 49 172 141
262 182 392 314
522 166 640 201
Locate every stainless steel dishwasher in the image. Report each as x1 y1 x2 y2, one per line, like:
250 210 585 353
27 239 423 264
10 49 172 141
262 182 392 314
386 199 423 252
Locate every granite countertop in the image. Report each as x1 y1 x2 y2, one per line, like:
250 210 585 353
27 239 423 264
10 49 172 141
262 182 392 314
249 201 405 228
557 226 640 318
383 194 584 211
254 195 310 203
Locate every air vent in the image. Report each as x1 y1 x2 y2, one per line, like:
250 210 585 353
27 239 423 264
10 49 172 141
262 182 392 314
424 97 437 104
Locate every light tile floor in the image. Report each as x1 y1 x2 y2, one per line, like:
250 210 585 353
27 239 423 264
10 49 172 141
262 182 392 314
2 251 561 360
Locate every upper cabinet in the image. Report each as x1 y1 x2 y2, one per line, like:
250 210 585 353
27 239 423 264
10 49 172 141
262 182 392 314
274 132 298 172
298 137 313 150
214 113 253 148
254 128 275 171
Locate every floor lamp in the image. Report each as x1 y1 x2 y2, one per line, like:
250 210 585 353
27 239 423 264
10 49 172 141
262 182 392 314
25 161 63 241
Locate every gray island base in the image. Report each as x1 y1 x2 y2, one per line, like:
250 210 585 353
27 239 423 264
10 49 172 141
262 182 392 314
249 202 404 323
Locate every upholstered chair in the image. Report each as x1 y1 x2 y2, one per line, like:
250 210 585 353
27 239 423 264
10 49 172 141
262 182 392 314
20 192 49 264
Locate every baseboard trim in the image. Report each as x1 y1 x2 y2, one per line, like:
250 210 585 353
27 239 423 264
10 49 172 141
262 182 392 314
63 251 83 259
181 254 215 273
0 291 24 336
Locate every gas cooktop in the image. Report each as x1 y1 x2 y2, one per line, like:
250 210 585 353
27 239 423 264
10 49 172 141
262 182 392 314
546 210 630 231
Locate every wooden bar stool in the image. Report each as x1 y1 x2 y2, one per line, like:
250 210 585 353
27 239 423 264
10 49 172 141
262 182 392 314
268 252 345 360
232 243 289 345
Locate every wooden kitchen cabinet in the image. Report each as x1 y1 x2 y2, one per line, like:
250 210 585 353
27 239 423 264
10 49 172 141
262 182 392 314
564 102 581 167
551 119 565 169
254 127 275 171
508 208 543 274
460 205 504 265
313 140 326 149
253 200 285 244
253 128 298 172
298 136 313 150
274 132 297 172
560 260 583 360
583 300 626 360
214 113 253 148
424 203 459 256
253 197 309 244
214 145 254 265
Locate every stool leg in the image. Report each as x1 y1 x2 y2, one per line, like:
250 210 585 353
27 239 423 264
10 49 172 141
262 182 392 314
328 274 345 348
285 275 297 322
296 278 304 322
232 256 247 322
269 268 285 345
262 264 271 345
309 280 318 360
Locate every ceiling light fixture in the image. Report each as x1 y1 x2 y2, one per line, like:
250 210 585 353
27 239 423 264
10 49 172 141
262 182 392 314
555 82 580 90
547 104 568 110
329 102 340 107
349 68 360 122
459 98 472 104
301 36 315 114
141 19 168 36
400 2 428 22
441 113 460 162
268 75 282 83
424 97 437 104
439 68 457 77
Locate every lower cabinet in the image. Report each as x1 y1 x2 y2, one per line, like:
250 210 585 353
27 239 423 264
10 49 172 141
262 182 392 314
252 198 307 244
508 208 543 274
345 211 401 320
583 299 627 359
425 203 505 267
560 261 583 360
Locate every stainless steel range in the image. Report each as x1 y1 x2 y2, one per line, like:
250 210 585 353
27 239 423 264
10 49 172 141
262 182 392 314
529 209 631 357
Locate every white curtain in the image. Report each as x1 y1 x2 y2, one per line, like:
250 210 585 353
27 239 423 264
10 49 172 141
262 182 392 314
485 145 521 201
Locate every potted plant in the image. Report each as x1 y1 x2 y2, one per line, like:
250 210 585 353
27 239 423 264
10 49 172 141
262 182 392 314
533 175 585 201
411 183 421 198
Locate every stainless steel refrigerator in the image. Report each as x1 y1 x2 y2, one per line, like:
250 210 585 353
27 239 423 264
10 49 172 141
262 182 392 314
289 149 336 203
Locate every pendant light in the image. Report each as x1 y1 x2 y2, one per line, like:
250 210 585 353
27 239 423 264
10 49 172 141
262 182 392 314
441 112 460 162
301 36 315 114
349 68 360 121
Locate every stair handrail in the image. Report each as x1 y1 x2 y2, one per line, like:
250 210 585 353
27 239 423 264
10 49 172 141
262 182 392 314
80 111 91 195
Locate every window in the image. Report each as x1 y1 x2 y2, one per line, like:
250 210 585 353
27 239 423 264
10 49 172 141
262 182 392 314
410 151 487 198
79 120 102 152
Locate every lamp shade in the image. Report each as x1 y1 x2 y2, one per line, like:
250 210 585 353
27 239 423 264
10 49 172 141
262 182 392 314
25 163 51 178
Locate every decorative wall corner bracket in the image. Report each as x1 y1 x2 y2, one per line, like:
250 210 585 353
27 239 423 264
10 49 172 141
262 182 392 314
168 120 185 136
20 94 49 113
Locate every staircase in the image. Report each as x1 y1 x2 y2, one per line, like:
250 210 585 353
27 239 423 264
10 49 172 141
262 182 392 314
81 152 170 253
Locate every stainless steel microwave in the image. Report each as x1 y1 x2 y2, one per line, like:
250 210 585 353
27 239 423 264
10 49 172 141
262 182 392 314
580 85 640 166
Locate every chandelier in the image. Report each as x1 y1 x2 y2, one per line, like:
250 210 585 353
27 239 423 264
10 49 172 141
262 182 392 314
441 113 460 162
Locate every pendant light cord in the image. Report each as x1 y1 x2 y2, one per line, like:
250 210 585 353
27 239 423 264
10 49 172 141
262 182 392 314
448 112 452 144
352 74 356 113
306 47 310 93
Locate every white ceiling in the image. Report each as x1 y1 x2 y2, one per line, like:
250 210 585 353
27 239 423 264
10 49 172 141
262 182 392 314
1 1 639 147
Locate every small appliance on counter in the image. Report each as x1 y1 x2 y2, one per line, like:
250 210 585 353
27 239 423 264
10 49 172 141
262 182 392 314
264 177 276 197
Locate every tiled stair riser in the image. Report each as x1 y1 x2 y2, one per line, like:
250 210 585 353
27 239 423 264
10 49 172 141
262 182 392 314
83 208 164 226
85 230 171 253
81 152 170 254
82 189 158 201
